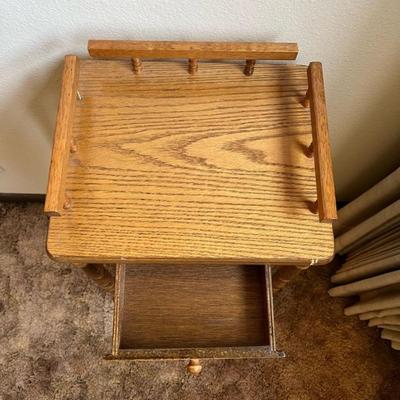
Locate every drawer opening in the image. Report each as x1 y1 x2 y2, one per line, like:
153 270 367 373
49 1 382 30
109 264 283 360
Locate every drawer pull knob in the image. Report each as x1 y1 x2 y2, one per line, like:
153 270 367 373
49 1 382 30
187 358 202 375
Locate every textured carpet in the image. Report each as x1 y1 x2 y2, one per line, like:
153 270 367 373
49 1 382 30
0 202 399 399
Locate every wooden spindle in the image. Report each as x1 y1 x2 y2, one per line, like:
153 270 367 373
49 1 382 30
187 358 202 375
244 59 256 76
132 58 142 74
273 265 304 292
310 200 319 214
81 264 115 293
70 138 77 153
301 89 310 108
305 141 314 158
188 58 198 74
63 195 72 210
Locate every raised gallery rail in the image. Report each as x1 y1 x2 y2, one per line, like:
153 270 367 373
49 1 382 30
44 55 80 216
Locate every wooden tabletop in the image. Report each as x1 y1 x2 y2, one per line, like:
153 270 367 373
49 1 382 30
47 59 334 265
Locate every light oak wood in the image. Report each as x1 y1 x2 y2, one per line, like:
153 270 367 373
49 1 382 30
301 89 310 108
88 40 298 60
188 58 198 75
309 199 319 214
272 264 308 292
306 62 337 222
44 55 80 216
70 138 78 153
244 59 256 76
187 359 202 375
81 264 114 292
304 141 314 158
46 59 334 264
131 58 142 74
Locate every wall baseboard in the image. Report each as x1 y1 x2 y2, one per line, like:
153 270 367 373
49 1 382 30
0 193 45 202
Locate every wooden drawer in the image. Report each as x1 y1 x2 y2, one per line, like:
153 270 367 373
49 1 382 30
108 264 283 373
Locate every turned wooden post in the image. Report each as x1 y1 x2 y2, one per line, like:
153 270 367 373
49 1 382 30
273 265 308 292
132 58 142 74
244 59 256 76
301 89 310 108
188 58 198 74
187 358 202 375
309 199 319 215
81 264 115 292
305 141 314 158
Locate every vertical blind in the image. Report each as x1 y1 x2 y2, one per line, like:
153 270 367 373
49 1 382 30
329 167 400 350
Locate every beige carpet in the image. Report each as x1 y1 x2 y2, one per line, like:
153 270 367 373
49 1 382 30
0 201 399 399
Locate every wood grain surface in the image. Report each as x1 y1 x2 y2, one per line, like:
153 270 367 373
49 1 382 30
88 40 298 60
44 55 79 216
119 264 268 349
47 59 334 264
307 62 337 222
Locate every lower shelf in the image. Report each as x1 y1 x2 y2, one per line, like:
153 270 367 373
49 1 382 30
110 264 283 367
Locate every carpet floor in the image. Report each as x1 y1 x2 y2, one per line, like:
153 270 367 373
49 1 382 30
0 201 399 399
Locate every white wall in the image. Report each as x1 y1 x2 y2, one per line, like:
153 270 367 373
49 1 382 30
1 0 399 200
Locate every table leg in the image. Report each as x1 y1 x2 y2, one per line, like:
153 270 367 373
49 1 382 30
272 265 308 292
81 264 115 293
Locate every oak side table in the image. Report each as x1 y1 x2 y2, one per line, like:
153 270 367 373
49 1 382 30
45 40 336 375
